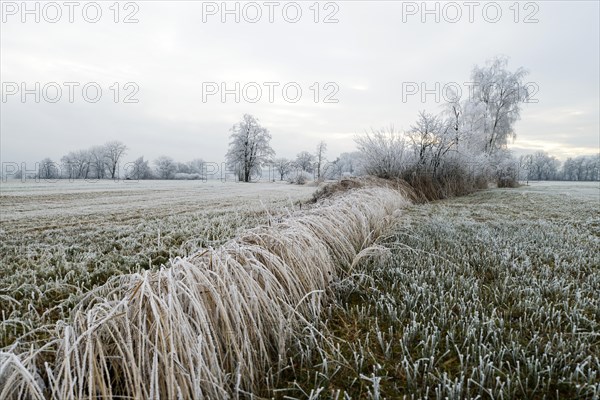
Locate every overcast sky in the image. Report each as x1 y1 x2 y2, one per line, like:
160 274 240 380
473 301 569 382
1 1 599 167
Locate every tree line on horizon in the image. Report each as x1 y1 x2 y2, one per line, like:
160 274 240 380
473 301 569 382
8 56 599 185
17 136 362 183
13 138 597 184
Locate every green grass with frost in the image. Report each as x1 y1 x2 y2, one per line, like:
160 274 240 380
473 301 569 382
273 184 600 399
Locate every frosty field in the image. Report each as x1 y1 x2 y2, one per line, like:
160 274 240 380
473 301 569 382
0 180 315 349
1 180 599 399
274 181 600 399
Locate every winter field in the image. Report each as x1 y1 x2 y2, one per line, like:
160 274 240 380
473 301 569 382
0 180 315 349
1 180 599 398
275 181 600 399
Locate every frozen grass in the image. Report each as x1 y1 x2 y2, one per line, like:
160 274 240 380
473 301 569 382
2 180 597 399
273 182 600 399
0 181 413 398
0 181 314 349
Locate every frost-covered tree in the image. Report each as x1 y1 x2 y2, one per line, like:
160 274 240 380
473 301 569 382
295 151 315 173
337 151 363 177
154 156 177 179
172 159 206 180
406 111 458 176
529 151 560 180
61 149 92 179
354 56 532 196
495 149 520 187
129 156 153 180
444 93 463 146
272 158 292 181
56 142 128 180
519 154 534 184
187 159 205 175
407 111 444 166
225 114 274 182
581 155 600 181
324 157 343 180
562 155 600 181
561 157 576 181
104 141 127 179
175 162 191 174
89 145 107 179
38 158 59 179
468 56 530 155
315 141 327 180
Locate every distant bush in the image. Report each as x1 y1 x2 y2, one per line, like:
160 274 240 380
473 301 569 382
354 123 493 200
355 125 491 200
173 172 204 180
355 127 409 180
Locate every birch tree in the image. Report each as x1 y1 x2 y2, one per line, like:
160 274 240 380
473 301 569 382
315 141 327 180
469 56 529 155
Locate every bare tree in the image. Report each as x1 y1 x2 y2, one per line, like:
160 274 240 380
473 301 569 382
315 141 327 180
104 141 128 179
225 114 274 182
